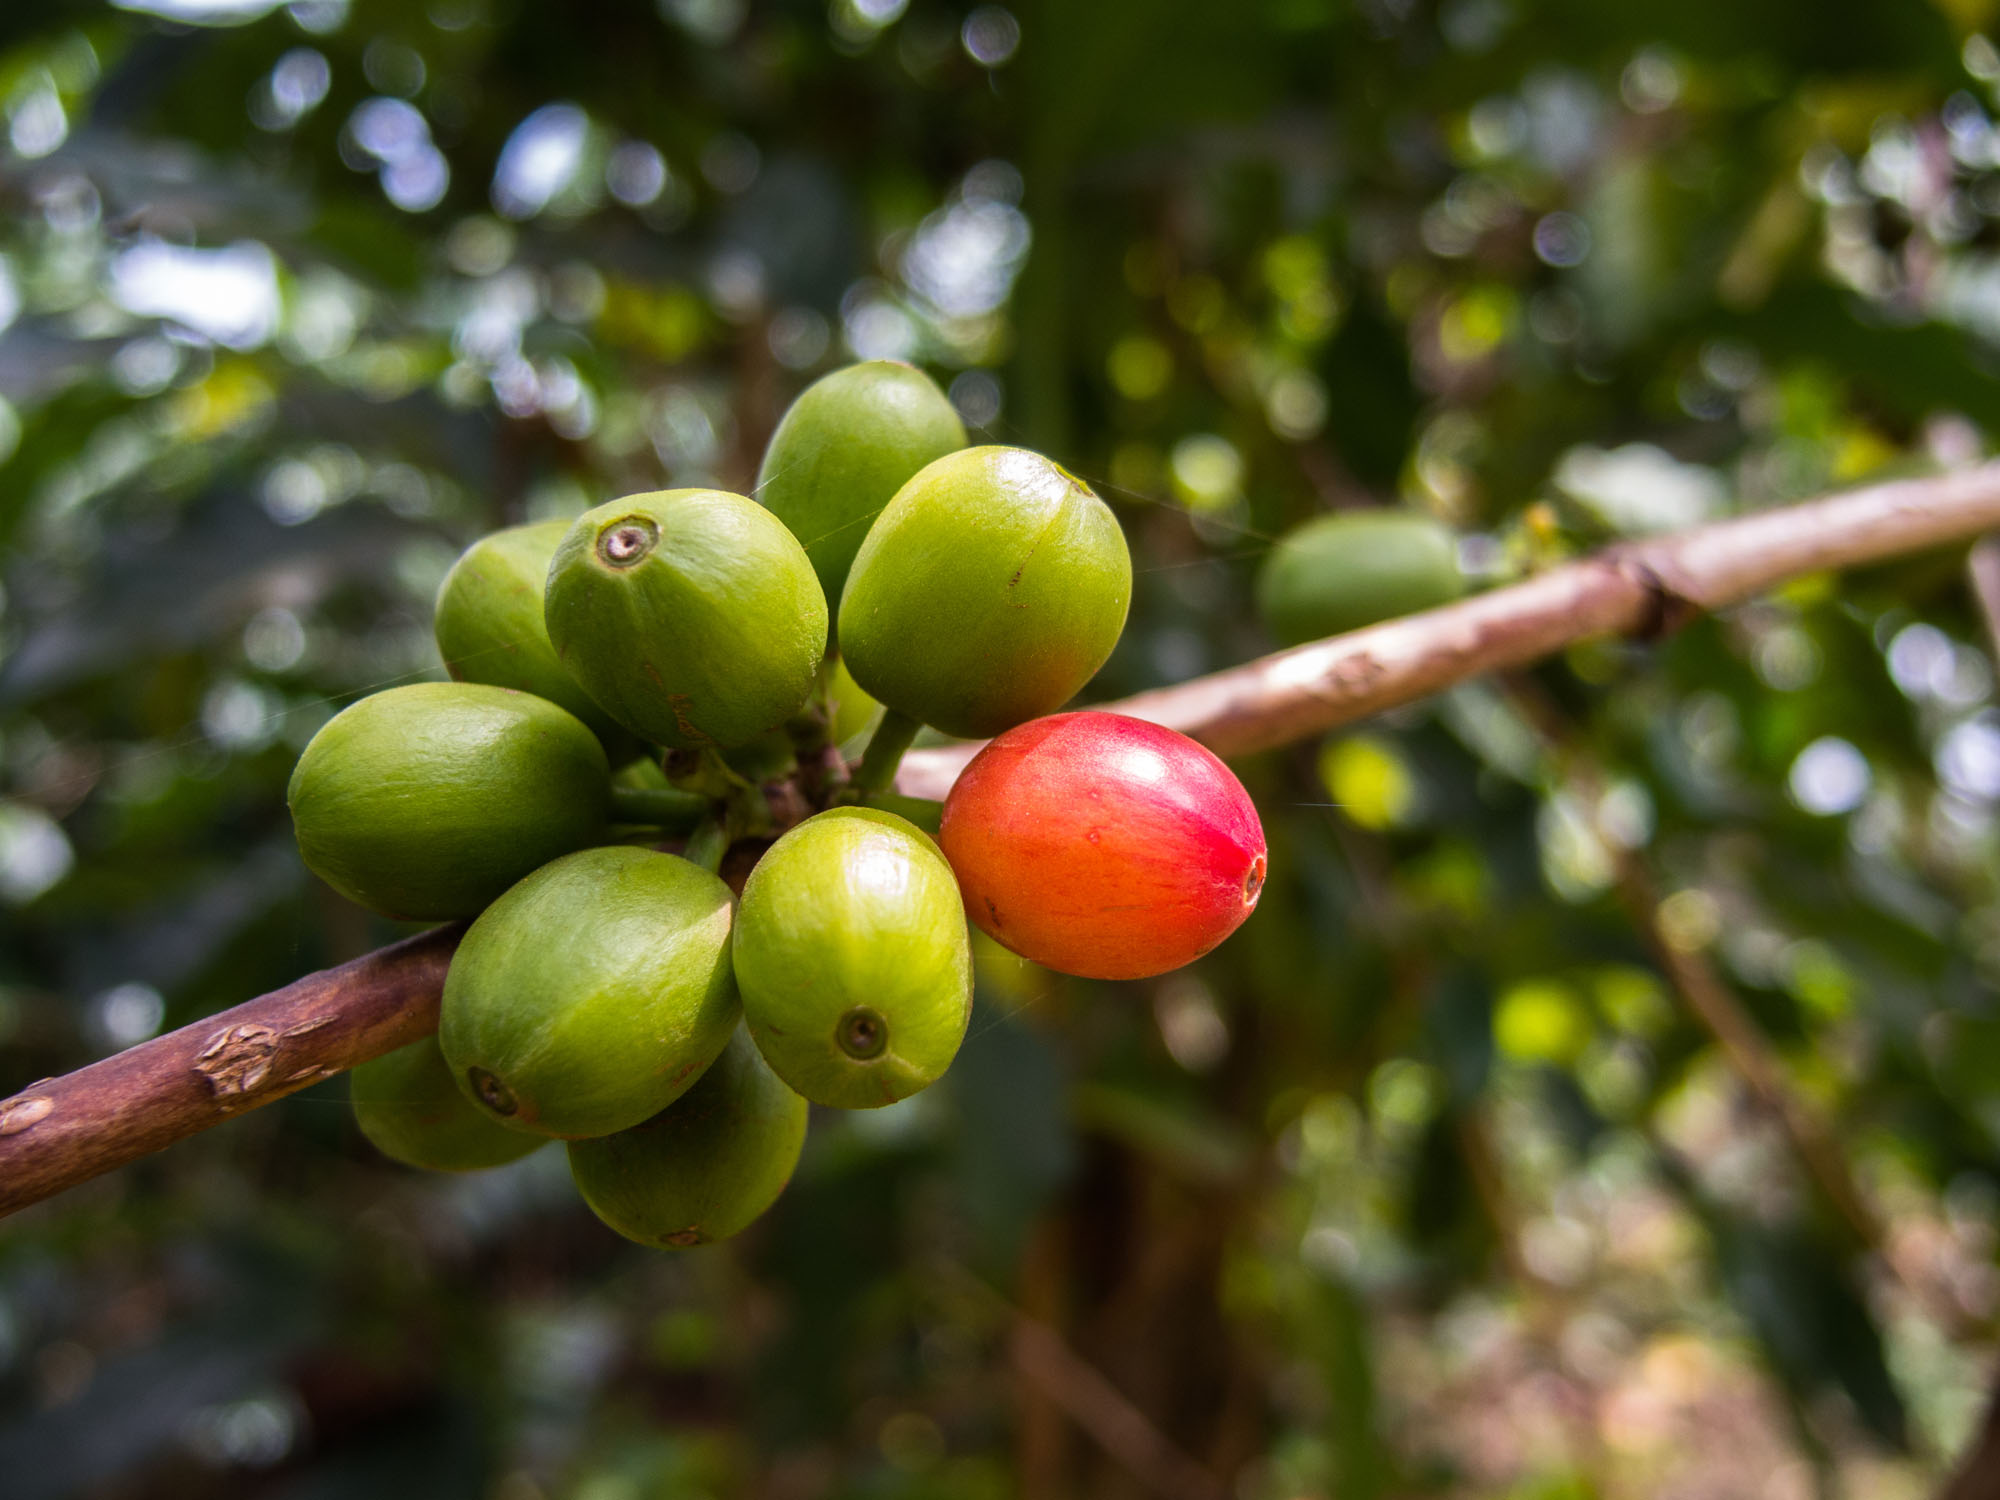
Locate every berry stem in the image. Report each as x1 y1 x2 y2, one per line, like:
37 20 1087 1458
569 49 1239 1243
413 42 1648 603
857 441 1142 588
607 785 710 831
784 697 849 806
681 818 730 875
703 746 756 792
849 708 921 798
663 746 756 800
730 785 774 840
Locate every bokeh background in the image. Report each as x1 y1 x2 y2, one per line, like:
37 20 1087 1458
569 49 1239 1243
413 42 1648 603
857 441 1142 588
7 0 2000 1495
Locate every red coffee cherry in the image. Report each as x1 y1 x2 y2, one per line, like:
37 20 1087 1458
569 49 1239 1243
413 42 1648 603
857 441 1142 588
939 712 1267 981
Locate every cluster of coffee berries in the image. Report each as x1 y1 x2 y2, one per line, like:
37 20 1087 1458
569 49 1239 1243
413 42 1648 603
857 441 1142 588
292 361 1266 1249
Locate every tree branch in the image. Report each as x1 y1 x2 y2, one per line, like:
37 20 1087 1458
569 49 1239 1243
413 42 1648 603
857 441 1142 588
0 927 459 1217
1967 534 2000 671
895 460 2000 796
1008 1315 1232 1500
939 1253 1233 1500
1612 855 1886 1246
7 461 2000 1218
1499 671 1888 1252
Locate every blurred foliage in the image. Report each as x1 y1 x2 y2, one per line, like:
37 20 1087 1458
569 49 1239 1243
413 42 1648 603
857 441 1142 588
7 0 2000 1495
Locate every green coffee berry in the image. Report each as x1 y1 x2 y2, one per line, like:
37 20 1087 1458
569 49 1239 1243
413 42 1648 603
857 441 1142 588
568 1028 808 1248
350 1034 544 1172
287 682 608 920
756 361 966 608
439 846 739 1139
1254 510 1464 646
838 446 1132 738
734 807 972 1109
544 490 827 748
433 520 619 738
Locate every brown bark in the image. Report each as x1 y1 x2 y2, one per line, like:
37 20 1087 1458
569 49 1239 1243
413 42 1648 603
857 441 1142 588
895 459 2000 796
0 926 459 1216
9 461 2000 1218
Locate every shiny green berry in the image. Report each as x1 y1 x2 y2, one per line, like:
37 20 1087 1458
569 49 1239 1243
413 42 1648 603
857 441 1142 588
756 360 966 609
287 682 608 920
838 446 1132 738
439 846 739 1140
433 520 619 739
734 807 971 1109
545 490 827 748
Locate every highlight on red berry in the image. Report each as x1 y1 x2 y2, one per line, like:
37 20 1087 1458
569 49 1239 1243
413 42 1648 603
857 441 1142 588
938 712 1267 981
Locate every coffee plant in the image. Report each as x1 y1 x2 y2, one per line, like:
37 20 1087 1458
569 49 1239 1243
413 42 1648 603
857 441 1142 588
10 2 2000 1496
